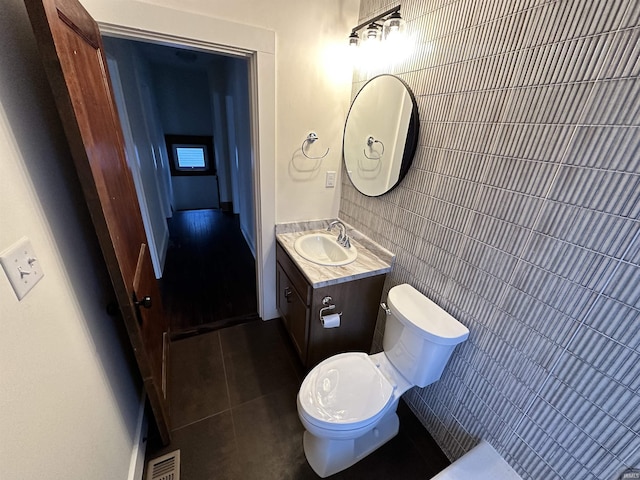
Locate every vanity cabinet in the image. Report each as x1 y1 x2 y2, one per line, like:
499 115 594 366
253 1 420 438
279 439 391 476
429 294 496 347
276 242 386 368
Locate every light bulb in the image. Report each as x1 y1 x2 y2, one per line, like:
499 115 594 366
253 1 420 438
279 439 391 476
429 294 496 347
383 12 406 41
362 23 381 43
348 31 359 48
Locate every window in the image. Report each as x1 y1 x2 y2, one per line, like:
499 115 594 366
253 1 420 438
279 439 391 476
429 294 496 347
165 135 216 176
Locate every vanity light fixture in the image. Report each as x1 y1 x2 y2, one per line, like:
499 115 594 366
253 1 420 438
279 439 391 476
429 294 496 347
347 5 405 49
383 10 406 40
363 22 381 43
348 31 360 48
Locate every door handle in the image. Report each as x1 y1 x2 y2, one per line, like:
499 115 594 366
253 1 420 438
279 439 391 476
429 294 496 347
284 287 292 303
135 295 152 309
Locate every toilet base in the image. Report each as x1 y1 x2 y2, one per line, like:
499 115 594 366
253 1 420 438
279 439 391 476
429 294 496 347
302 411 400 478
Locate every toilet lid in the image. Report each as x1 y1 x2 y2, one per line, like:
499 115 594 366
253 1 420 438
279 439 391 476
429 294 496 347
298 352 394 428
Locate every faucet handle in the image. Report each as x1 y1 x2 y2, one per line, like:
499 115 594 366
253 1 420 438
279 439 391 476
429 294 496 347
327 221 345 243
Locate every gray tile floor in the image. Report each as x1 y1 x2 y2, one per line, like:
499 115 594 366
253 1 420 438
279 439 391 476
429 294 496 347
147 319 450 479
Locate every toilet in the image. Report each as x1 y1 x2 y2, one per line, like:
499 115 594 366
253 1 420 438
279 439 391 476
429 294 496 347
297 283 470 478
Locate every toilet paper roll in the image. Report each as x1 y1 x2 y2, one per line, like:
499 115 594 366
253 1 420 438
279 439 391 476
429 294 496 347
321 313 341 328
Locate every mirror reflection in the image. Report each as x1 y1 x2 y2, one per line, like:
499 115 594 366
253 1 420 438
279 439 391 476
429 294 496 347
343 75 419 197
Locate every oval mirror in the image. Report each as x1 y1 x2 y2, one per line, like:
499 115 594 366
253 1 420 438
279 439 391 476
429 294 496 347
343 74 419 197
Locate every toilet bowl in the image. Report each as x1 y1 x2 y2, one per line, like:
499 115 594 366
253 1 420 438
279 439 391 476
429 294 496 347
297 283 469 478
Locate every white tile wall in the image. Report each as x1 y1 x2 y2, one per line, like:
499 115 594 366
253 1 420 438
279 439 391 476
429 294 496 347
341 0 640 478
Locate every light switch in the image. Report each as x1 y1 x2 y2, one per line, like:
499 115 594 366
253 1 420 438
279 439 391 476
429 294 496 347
325 171 337 188
0 237 45 300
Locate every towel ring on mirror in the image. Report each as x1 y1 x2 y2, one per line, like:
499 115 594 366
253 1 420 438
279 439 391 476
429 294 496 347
363 136 385 159
302 132 330 159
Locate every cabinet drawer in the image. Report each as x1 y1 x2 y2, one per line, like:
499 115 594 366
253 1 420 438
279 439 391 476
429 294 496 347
276 243 311 305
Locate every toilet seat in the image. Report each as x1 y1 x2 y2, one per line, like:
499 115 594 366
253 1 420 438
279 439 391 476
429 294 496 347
298 352 395 433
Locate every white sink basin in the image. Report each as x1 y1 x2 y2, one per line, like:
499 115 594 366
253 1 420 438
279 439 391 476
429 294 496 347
294 233 358 266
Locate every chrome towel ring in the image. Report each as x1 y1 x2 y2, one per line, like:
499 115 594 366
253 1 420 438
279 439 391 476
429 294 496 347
302 132 330 159
363 135 385 159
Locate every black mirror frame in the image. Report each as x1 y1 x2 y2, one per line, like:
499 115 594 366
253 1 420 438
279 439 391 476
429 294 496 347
342 74 420 197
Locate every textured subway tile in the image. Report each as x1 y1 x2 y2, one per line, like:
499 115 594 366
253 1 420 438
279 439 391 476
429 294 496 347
547 166 640 217
503 432 561 480
496 124 573 164
509 260 601 319
473 185 543 227
500 285 581 342
521 233 618 291
513 417 566 475
568 326 640 391
584 296 640 348
350 0 640 476
566 211 639 258
451 263 506 304
482 157 557 197
621 0 640 29
504 82 594 125
603 259 640 308
563 126 640 173
458 237 519 280
599 27 640 80
466 212 531 256
582 77 640 125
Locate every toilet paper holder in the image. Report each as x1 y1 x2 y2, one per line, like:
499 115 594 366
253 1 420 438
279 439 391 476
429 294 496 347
319 296 342 323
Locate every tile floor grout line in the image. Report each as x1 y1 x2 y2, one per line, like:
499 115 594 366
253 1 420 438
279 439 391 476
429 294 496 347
218 329 235 418
170 406 233 433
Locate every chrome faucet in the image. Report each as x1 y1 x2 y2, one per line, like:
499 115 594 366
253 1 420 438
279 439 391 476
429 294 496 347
327 220 351 248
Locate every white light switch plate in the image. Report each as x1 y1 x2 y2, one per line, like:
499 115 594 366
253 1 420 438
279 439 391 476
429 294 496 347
0 237 45 300
325 171 337 188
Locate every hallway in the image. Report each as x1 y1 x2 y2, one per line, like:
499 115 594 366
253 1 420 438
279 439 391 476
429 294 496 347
161 209 258 337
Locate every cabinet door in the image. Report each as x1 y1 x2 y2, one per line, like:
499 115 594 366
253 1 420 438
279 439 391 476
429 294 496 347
276 263 308 359
307 274 386 367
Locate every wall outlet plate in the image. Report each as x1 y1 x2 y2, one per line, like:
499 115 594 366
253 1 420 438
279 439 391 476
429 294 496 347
0 237 45 300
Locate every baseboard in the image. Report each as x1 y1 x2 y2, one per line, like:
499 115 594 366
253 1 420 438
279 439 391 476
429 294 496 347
128 392 148 480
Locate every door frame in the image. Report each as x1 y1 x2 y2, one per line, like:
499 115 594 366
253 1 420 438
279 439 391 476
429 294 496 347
86 0 278 320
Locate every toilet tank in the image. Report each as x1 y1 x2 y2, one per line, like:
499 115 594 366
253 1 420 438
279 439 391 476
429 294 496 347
383 284 469 387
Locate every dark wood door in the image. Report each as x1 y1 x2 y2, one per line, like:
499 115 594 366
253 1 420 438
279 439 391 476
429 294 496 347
25 0 171 443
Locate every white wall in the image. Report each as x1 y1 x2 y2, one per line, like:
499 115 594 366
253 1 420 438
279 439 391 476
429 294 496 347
0 1 141 479
152 63 214 136
89 0 360 223
104 37 172 277
227 58 255 253
151 59 222 210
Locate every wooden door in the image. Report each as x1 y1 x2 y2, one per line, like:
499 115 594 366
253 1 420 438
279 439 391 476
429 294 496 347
24 0 171 443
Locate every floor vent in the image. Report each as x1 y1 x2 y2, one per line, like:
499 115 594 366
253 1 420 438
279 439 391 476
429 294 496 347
145 450 180 480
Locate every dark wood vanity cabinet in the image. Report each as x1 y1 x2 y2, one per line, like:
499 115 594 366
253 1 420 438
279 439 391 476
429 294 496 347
276 242 386 368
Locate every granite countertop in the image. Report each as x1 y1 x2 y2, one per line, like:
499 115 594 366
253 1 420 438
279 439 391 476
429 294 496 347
275 220 395 288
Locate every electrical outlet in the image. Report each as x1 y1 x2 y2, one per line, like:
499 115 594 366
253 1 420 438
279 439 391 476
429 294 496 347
0 237 45 300
325 171 337 188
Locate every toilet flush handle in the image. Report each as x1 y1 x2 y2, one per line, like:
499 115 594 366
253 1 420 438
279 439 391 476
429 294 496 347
380 302 391 315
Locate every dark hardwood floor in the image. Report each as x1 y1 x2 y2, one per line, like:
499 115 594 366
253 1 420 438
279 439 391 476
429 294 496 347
161 209 258 338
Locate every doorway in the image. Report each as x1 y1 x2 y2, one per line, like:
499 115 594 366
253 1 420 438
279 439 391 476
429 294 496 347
94 6 278 321
104 37 259 335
